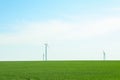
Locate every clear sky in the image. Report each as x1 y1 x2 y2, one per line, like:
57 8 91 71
0 0 120 61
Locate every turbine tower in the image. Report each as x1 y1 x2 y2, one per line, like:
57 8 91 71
103 50 106 60
43 53 44 61
44 43 48 61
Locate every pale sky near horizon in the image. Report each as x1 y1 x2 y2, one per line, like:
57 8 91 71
0 0 120 61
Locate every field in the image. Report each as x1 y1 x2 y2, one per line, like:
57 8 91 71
0 61 120 80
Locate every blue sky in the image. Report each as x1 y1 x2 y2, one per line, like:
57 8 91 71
0 0 120 61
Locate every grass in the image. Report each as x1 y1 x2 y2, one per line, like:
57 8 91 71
0 61 120 80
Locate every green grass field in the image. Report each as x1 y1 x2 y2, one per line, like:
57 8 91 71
0 61 120 80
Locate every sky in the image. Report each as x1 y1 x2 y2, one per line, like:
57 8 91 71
0 0 120 61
